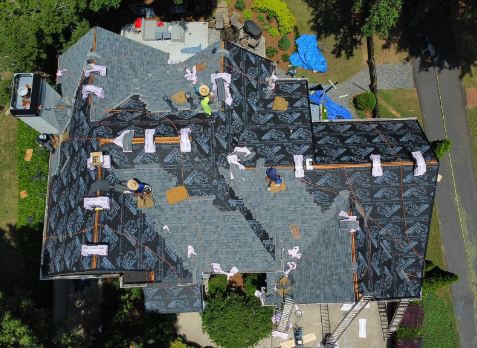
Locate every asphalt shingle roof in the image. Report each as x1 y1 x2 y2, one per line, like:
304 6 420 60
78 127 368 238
41 27 438 312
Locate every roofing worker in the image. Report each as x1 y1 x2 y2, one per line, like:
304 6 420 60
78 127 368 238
124 179 149 196
201 96 212 116
266 167 283 191
35 134 56 156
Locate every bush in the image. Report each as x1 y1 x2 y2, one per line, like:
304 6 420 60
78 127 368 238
226 0 231 5
252 0 296 34
234 0 245 11
208 275 228 296
422 263 459 293
202 294 273 348
396 326 423 339
278 35 291 50
401 304 425 328
266 46 278 58
243 9 253 20
430 139 452 160
355 92 376 111
281 53 289 62
266 9 276 21
244 273 259 297
257 14 265 22
268 28 280 38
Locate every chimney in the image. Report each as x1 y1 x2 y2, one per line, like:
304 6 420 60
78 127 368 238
10 73 63 134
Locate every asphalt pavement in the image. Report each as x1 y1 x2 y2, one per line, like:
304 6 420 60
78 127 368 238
407 7 477 347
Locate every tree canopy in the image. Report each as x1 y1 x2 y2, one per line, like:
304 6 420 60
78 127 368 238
423 260 459 293
353 0 404 37
202 293 273 348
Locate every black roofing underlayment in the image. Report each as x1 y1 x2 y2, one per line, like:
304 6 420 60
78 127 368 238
42 34 438 309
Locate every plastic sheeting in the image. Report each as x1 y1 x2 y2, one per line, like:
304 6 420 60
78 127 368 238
290 35 327 72
309 90 352 120
180 128 191 153
83 64 107 77
82 85 104 99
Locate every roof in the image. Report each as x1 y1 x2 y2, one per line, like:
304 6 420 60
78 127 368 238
41 27 438 313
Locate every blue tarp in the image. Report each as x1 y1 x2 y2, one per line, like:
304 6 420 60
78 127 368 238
309 90 352 120
290 35 327 72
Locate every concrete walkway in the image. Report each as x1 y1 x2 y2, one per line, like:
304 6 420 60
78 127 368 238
407 6 477 348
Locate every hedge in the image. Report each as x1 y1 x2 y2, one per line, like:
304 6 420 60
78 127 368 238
252 0 296 34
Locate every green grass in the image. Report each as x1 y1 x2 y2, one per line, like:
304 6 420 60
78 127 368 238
422 205 460 348
377 89 423 125
283 0 367 85
467 107 477 179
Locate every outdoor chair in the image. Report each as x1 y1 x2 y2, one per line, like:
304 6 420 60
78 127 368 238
248 37 259 49
230 13 243 31
215 12 224 30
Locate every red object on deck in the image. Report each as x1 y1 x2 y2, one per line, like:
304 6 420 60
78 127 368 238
135 18 142 28
157 21 164 27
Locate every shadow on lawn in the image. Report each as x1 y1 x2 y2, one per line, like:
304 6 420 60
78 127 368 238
302 0 364 59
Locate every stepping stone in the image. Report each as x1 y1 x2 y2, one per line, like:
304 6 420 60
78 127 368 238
217 1 227 8
28 216 35 225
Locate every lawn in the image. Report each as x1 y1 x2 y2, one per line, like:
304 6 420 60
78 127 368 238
283 0 367 85
0 111 20 291
467 107 477 179
422 204 460 348
377 89 423 125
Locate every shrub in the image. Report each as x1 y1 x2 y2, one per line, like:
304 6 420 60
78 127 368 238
208 275 228 296
257 14 265 22
396 326 423 339
226 0 231 5
266 46 278 58
281 53 289 62
396 339 422 348
401 304 425 328
202 294 273 348
243 9 252 20
278 35 291 50
173 0 183 4
266 9 276 21
244 273 259 297
252 0 296 34
268 28 280 38
422 264 459 293
234 0 245 11
355 92 376 111
430 139 452 160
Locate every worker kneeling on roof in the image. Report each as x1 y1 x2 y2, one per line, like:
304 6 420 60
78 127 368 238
124 179 150 196
266 167 283 191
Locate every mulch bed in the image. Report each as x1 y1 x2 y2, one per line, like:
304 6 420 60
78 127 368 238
228 273 244 292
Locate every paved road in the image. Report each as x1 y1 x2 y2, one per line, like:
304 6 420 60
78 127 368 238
407 7 477 347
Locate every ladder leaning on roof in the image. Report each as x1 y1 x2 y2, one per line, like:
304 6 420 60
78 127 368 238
325 292 374 347
277 296 295 332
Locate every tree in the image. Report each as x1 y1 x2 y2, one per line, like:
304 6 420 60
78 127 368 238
89 0 121 12
430 139 452 160
0 289 56 347
423 260 459 292
57 328 92 348
202 293 273 348
353 0 404 38
94 280 177 348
